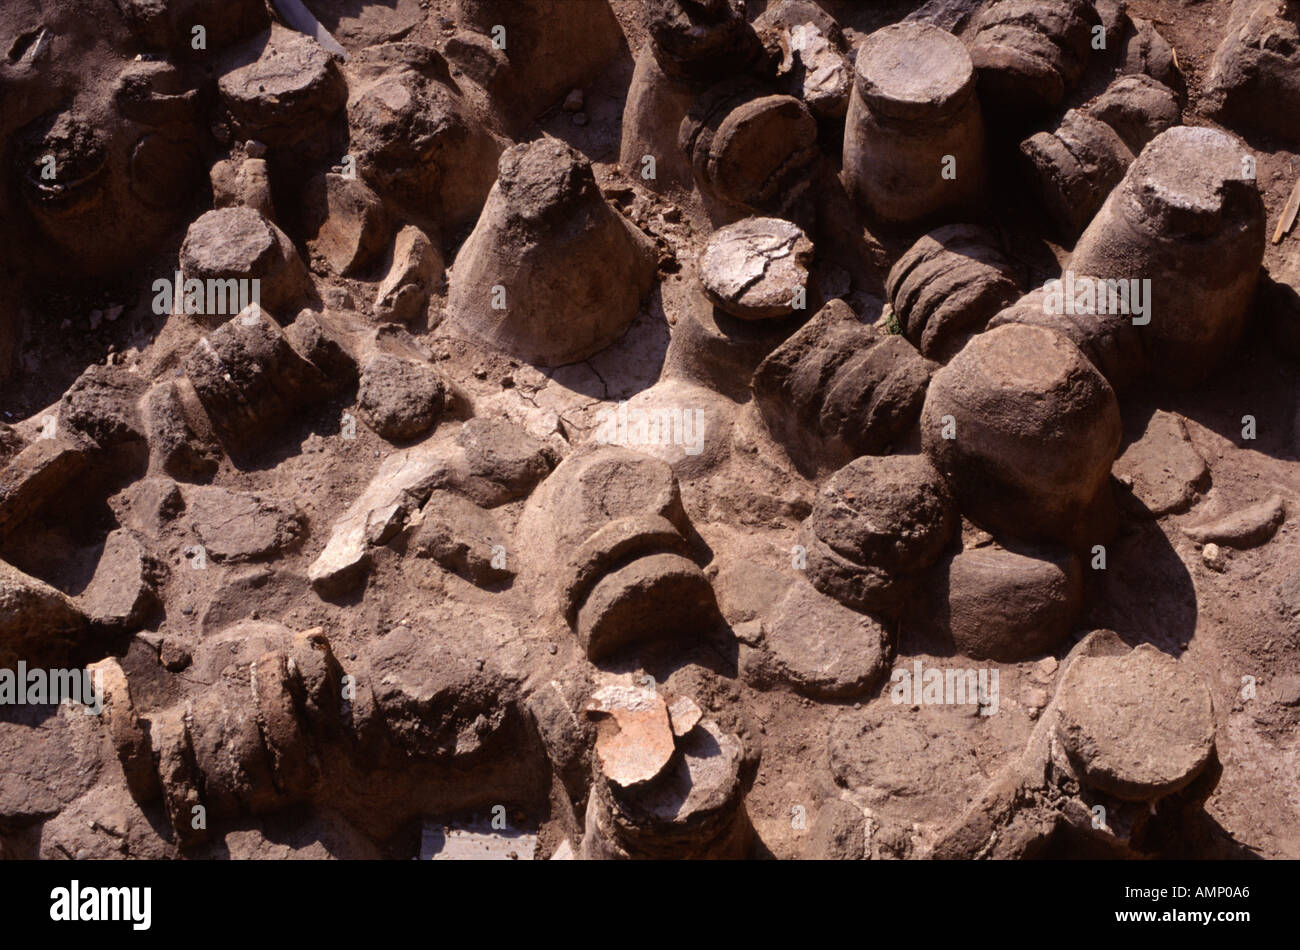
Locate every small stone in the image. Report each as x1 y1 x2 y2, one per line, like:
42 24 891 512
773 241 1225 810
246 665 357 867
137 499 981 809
1184 495 1286 549
563 89 584 112
160 637 192 672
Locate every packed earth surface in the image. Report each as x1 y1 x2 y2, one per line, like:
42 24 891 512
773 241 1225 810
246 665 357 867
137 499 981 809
0 0 1298 860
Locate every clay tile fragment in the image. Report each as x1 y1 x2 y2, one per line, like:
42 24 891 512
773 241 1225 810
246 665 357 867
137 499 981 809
584 686 677 788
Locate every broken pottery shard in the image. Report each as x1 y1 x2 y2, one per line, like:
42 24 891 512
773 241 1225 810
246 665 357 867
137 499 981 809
373 226 442 324
410 490 512 587
584 685 676 788
58 364 146 450
665 695 703 737
88 657 159 802
583 717 750 859
698 217 813 321
754 1 851 119
307 441 446 595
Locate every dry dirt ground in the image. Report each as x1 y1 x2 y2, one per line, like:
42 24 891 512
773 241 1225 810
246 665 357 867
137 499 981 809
0 0 1297 860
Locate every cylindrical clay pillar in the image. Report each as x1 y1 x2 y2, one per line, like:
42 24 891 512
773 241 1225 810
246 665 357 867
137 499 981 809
843 22 988 227
1069 125 1266 388
620 0 763 193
